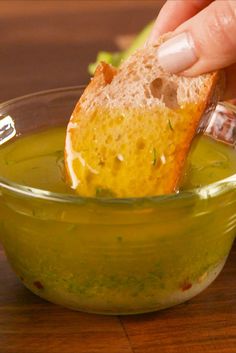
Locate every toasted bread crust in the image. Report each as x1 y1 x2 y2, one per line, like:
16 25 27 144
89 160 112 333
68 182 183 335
83 62 117 97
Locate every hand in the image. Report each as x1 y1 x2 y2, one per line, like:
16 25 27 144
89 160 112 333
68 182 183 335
148 0 236 100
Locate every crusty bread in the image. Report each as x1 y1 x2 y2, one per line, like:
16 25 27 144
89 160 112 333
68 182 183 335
65 35 222 197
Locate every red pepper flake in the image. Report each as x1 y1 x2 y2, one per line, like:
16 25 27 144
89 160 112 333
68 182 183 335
181 281 192 291
33 281 44 290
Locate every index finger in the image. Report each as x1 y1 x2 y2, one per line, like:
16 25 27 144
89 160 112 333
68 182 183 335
148 0 213 44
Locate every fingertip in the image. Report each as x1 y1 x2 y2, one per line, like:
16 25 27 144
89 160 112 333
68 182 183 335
157 32 198 74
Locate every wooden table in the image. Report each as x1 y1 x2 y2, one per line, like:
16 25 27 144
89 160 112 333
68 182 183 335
0 2 236 352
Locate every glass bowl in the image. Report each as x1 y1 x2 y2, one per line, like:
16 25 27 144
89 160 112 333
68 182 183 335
0 86 235 315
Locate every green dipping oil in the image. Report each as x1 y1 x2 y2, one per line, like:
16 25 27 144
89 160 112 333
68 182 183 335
0 126 236 314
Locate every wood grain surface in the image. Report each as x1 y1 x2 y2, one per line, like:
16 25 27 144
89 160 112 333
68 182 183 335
0 1 236 353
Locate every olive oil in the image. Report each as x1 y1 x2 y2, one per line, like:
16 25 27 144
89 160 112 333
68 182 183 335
0 126 236 314
0 126 236 194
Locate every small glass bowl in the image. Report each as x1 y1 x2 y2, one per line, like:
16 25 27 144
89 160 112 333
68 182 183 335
0 86 235 315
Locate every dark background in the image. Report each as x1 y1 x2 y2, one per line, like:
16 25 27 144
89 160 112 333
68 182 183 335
0 0 164 102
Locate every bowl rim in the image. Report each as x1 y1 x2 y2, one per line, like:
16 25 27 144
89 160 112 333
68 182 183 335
0 85 236 206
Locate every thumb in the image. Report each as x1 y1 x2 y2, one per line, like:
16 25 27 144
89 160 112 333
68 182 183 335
157 0 236 76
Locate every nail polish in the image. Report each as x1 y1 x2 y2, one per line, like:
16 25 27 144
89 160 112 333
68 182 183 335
157 32 198 73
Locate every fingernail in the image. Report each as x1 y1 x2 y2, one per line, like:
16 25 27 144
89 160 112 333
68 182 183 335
157 32 198 73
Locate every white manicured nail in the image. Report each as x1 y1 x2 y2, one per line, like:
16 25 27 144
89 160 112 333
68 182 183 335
157 32 198 73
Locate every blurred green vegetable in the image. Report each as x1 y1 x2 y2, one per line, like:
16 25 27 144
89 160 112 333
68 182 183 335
88 21 154 75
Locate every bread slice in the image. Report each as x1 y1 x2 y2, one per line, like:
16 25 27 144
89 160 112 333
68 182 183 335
65 35 222 198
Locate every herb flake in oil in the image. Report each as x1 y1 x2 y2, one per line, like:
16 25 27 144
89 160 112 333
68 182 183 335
152 148 157 166
168 119 174 131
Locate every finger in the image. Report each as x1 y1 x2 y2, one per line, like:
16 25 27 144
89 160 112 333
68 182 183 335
148 0 213 44
157 0 236 76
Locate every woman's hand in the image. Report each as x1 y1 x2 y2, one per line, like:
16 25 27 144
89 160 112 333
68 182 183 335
148 0 236 99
